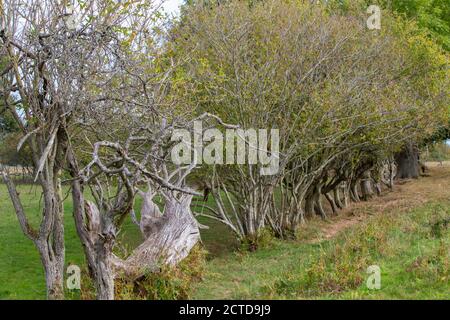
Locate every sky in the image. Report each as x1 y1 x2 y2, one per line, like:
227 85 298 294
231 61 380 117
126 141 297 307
161 0 183 16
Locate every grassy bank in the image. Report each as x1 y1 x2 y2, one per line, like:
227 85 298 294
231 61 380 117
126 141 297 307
192 201 449 299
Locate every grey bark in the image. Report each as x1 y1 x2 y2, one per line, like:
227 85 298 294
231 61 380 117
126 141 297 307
333 187 344 209
325 192 338 215
2 169 65 300
71 187 200 300
395 141 420 179
350 180 360 202
113 191 201 279
305 184 327 219
360 170 374 201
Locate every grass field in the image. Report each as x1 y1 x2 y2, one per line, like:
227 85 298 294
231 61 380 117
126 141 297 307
0 166 449 299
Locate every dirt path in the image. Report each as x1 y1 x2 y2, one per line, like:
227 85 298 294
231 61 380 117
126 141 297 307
312 165 450 242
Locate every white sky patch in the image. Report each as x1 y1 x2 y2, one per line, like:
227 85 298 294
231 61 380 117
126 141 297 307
160 0 183 17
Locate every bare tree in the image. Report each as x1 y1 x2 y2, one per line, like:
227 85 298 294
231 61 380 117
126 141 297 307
67 111 237 299
0 0 209 299
0 0 81 299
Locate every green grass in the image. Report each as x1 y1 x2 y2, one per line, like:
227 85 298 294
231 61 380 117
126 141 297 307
191 201 449 299
0 183 448 299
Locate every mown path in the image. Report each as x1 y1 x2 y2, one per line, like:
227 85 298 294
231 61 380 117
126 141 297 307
313 164 450 242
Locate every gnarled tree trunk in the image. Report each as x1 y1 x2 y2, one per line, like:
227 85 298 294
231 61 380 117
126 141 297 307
395 141 420 179
77 189 201 300
360 170 374 201
333 187 344 209
350 179 360 202
325 192 338 215
37 239 65 300
117 191 200 278
305 183 327 219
